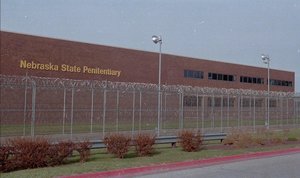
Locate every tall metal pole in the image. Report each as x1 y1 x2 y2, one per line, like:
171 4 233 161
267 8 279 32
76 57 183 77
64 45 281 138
158 40 162 136
267 60 270 129
262 54 270 129
152 35 162 136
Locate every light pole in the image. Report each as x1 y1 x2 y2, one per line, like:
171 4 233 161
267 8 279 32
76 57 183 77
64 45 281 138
152 35 162 136
261 54 270 129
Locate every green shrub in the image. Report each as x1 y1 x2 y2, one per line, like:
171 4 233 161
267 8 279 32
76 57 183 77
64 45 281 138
134 134 156 156
104 134 131 159
178 130 202 152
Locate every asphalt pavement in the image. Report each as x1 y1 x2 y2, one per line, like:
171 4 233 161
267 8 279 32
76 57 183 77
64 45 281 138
134 153 300 178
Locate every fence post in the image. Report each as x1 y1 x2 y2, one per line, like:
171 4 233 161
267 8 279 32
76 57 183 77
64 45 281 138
31 81 36 137
264 96 267 128
63 86 66 135
293 98 296 127
286 97 289 125
253 95 256 132
70 87 74 140
237 95 240 128
201 95 205 133
196 92 199 130
249 95 252 129
240 95 243 128
276 96 279 128
211 94 215 129
116 90 119 132
102 88 107 139
280 97 283 127
297 98 300 124
139 90 142 132
227 93 230 129
90 87 94 133
23 74 28 136
132 90 136 137
164 91 167 131
221 95 223 132
179 91 183 130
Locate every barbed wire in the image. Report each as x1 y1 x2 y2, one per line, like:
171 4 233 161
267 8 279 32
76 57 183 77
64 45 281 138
0 74 297 97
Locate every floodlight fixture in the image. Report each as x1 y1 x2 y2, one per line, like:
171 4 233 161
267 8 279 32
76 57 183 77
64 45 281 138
152 35 162 44
261 54 270 64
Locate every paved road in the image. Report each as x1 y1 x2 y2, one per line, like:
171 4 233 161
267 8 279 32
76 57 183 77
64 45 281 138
134 153 300 178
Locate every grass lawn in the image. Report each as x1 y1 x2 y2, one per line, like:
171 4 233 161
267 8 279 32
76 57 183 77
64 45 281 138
1 128 300 178
1 117 296 137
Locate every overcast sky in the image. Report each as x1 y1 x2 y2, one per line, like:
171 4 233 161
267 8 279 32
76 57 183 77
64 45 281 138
1 0 300 91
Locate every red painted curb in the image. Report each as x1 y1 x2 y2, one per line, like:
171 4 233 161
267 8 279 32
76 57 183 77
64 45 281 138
60 147 300 178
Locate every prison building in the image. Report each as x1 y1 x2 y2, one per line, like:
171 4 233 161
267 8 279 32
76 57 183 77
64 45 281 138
0 31 295 92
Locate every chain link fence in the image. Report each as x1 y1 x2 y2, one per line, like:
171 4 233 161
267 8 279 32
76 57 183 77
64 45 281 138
1 74 299 142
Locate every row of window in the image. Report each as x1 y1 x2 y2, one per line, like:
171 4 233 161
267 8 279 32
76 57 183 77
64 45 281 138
184 70 293 87
270 79 293 87
240 76 264 84
184 70 204 79
184 70 235 81
208 72 235 82
184 96 277 107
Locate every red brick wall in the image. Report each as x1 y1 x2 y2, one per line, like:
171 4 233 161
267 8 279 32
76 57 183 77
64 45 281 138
1 31 295 92
163 54 295 92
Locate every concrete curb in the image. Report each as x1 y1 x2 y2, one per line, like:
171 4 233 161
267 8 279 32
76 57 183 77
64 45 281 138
60 147 300 178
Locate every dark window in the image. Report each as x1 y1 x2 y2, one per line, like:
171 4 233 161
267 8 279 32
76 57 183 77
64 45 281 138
269 79 293 87
248 77 252 83
208 72 235 82
184 70 204 79
257 78 261 84
212 73 217 80
240 76 264 85
270 79 275 85
253 78 257 83
217 74 222 80
223 75 228 81
284 81 288 86
257 78 260 83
